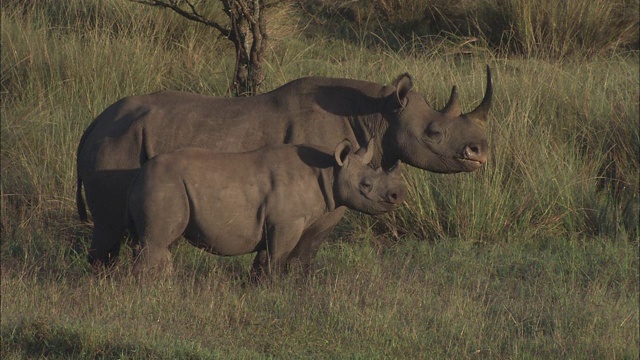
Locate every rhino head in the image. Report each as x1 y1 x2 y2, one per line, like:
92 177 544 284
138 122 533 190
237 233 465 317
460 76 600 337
381 66 493 173
333 139 406 215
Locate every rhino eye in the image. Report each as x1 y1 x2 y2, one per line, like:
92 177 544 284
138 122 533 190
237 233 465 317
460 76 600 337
360 179 373 193
425 123 442 139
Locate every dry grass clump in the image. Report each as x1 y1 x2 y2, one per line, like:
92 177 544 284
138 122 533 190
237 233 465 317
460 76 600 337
298 0 639 58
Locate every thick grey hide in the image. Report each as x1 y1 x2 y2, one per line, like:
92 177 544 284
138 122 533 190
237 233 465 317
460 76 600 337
126 141 405 277
77 68 492 265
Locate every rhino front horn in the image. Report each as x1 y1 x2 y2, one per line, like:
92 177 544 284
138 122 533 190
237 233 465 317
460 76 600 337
465 65 493 123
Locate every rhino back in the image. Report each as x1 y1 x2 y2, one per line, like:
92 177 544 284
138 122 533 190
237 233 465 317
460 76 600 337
78 77 387 175
175 145 334 215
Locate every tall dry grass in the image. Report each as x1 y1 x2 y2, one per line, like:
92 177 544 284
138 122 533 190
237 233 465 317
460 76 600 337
300 0 639 58
1 1 638 358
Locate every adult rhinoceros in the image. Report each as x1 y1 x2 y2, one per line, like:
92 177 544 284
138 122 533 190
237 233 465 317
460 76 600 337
77 67 492 267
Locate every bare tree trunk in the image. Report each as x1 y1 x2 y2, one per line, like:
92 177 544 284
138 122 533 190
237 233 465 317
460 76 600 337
223 0 267 96
131 0 268 96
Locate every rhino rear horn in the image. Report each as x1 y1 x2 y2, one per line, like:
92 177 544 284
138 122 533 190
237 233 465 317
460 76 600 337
441 86 462 116
464 65 493 122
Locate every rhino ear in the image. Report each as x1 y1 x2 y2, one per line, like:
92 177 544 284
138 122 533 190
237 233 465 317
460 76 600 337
386 73 413 112
334 139 353 167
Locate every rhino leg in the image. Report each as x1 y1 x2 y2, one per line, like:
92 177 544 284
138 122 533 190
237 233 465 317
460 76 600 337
88 223 125 268
83 170 140 267
287 207 347 274
130 181 190 277
133 244 174 277
250 220 305 280
131 219 184 277
250 250 269 282
87 215 126 268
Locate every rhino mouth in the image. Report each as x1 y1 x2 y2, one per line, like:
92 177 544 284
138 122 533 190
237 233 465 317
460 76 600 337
457 149 486 170
376 200 401 211
459 157 484 168
365 205 395 216
360 200 396 212
458 146 487 169
378 200 397 206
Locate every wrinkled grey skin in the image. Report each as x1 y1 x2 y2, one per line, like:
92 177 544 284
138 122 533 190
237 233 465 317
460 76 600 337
77 67 492 266
126 140 405 277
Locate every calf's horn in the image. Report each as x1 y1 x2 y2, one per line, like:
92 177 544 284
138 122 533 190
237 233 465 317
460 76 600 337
355 138 375 165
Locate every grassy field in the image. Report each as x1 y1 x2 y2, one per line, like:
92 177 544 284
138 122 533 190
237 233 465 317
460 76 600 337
1 0 638 358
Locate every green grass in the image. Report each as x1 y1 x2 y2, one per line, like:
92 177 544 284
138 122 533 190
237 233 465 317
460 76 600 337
2 237 637 359
1 1 638 358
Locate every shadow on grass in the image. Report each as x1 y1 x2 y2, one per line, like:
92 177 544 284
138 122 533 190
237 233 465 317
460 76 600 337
2 319 149 359
1 318 216 359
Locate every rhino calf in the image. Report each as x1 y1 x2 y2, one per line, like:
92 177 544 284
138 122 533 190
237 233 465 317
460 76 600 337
126 139 405 278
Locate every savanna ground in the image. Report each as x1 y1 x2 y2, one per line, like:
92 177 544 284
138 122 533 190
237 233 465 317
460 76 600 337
1 0 638 358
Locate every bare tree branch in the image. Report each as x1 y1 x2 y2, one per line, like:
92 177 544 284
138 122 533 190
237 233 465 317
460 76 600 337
130 0 268 96
129 0 231 37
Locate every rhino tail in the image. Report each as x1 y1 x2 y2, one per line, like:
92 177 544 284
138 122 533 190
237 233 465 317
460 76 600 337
77 176 88 223
75 118 100 224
